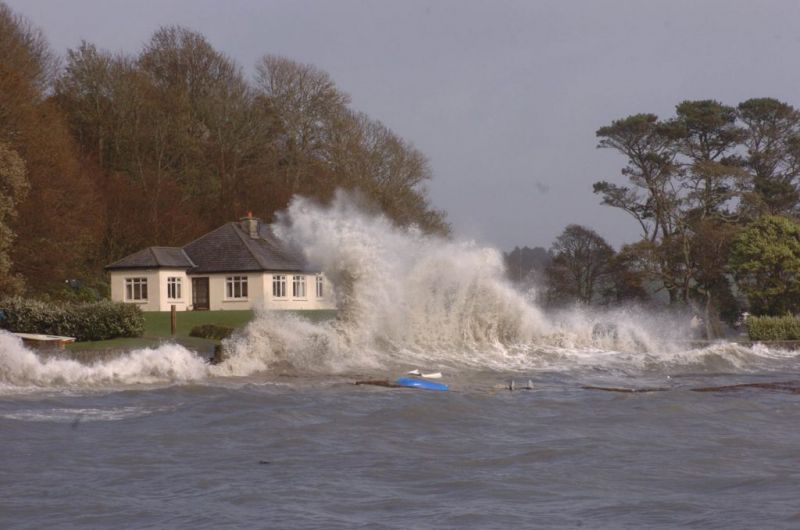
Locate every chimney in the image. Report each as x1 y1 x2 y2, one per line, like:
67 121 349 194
240 211 259 239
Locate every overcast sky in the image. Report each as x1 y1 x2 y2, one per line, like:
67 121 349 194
7 0 800 250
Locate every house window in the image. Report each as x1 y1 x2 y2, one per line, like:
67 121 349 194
292 275 306 298
125 277 148 301
167 277 182 300
226 276 248 299
316 275 324 298
272 275 286 298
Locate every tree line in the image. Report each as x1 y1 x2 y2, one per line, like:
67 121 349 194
0 3 448 299
509 98 800 338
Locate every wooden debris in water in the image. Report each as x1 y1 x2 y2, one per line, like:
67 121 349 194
354 379 402 388
582 385 670 393
690 381 800 394
583 380 800 395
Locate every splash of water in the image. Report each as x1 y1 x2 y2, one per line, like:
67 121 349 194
1 193 797 389
0 332 208 391
217 193 798 376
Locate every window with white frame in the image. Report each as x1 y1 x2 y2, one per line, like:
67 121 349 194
316 275 324 298
226 275 248 299
292 275 306 298
167 277 182 300
272 275 286 298
125 277 148 301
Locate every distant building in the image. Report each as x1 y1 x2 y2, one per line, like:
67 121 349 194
105 215 334 312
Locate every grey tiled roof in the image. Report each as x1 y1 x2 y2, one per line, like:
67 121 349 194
105 247 195 270
106 221 308 274
184 222 306 273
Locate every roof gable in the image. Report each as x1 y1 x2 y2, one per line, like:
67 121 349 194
106 221 308 274
105 247 194 270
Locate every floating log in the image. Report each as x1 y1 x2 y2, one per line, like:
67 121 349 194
354 379 402 388
583 381 800 395
582 385 670 393
690 381 800 394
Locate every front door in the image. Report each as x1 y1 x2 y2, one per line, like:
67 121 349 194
192 277 209 310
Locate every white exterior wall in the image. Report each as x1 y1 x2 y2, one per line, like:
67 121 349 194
110 270 335 311
157 270 192 311
206 273 264 311
110 269 192 311
261 273 335 310
109 269 162 312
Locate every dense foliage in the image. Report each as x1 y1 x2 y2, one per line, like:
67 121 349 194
589 98 800 335
509 98 800 337
730 216 800 315
0 4 102 297
745 315 800 341
0 4 448 299
0 297 144 341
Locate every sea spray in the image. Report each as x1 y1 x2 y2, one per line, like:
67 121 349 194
216 194 705 375
214 193 555 375
0 332 208 389
211 311 355 376
3 193 798 390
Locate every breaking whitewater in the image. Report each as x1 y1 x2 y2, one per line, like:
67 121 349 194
2 193 798 392
5 194 800 528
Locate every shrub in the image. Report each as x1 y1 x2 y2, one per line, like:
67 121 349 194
0 297 144 341
189 324 235 341
746 314 800 341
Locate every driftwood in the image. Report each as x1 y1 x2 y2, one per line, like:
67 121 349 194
690 381 800 394
582 385 670 393
357 379 800 394
583 381 800 395
354 379 402 388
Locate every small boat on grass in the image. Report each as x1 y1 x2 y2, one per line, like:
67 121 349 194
12 332 76 349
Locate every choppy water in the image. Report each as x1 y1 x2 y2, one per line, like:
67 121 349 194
2 366 800 529
2 195 800 528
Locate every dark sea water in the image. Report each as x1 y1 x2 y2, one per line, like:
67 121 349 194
4 200 800 528
2 368 799 529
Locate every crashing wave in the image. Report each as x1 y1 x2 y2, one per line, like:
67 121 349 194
1 192 798 389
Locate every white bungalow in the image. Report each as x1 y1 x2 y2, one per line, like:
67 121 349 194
105 215 334 311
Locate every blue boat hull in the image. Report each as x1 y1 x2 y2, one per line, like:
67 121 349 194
394 377 449 391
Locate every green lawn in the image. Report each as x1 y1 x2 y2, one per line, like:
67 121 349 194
67 309 337 351
143 310 255 338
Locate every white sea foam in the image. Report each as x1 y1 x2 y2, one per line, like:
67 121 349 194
216 193 799 376
2 193 797 389
0 332 208 389
0 405 178 422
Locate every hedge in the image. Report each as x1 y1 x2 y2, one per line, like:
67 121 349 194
189 324 235 341
746 314 800 341
0 297 144 342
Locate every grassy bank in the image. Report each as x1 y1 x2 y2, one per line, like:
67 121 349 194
143 310 255 338
67 309 337 351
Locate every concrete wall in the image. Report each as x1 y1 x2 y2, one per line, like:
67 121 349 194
110 270 335 311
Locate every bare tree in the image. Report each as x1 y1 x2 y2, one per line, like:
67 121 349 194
546 225 615 305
